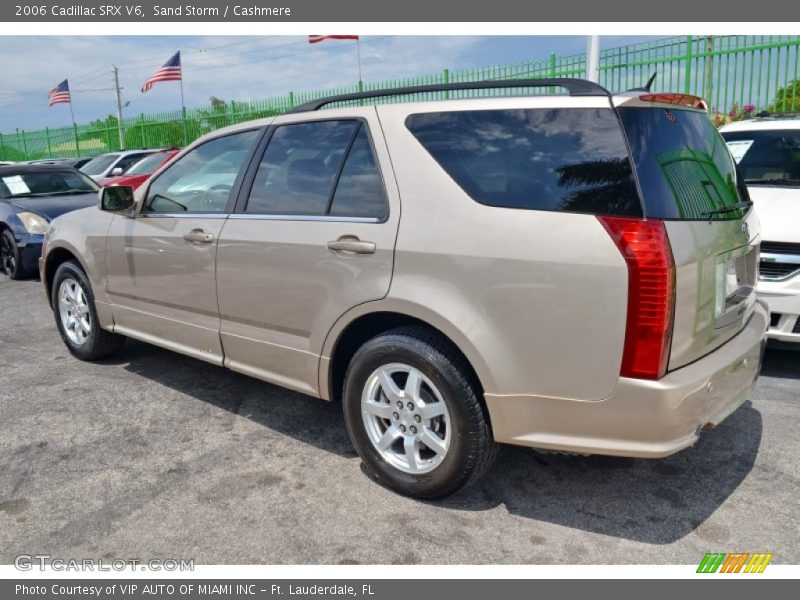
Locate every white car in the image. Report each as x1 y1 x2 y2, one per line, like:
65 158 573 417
721 118 800 345
79 149 159 181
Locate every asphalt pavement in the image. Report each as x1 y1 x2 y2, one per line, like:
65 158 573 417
1 275 798 564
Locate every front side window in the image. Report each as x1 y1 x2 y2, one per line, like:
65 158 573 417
406 108 642 217
144 130 259 214
246 120 387 219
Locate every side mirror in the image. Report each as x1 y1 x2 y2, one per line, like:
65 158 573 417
99 185 136 215
110 167 124 176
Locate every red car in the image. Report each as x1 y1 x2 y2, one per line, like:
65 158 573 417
97 148 180 190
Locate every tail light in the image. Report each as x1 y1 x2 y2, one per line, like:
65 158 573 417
598 216 676 380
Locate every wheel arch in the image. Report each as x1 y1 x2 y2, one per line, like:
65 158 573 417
320 300 495 406
43 244 89 307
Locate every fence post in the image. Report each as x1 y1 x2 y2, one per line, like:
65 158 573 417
21 130 29 160
288 91 294 110
549 53 557 93
0 133 5 161
443 69 450 99
229 100 236 125
685 35 694 94
139 113 146 149
45 127 52 158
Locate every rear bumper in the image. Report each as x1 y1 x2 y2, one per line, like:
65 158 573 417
758 276 800 343
485 301 768 458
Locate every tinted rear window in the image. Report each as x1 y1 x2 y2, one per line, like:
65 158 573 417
406 108 642 217
619 107 748 220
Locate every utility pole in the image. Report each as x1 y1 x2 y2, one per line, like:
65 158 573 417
113 65 125 150
586 35 601 83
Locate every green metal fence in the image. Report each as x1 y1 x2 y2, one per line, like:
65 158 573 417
2 35 800 162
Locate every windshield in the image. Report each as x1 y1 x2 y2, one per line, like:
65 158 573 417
80 154 119 176
125 152 169 176
0 169 99 199
721 128 800 186
619 107 750 220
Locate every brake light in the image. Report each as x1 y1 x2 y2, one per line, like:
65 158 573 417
598 217 675 380
639 93 708 110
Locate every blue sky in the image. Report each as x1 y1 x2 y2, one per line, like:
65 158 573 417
0 35 662 133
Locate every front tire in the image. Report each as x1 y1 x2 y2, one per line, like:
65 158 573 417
51 260 125 360
343 326 497 499
1 229 30 280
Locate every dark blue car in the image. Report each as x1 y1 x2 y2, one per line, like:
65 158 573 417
0 164 98 279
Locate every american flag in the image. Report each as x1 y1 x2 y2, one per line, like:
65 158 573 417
308 35 359 44
141 51 182 93
48 79 71 107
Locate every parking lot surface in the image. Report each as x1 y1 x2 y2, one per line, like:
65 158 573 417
1 275 798 564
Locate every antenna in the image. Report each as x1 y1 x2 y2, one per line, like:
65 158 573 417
628 72 658 93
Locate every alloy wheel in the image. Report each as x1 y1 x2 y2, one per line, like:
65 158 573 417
0 233 15 276
361 363 451 475
58 277 92 346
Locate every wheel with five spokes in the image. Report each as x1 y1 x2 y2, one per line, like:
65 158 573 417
343 326 497 499
51 259 126 361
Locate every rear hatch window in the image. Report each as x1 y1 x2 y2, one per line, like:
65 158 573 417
406 108 643 217
617 107 750 220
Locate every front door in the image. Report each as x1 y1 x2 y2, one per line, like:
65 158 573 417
104 128 262 364
216 110 400 395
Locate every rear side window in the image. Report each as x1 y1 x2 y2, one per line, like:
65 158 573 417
329 126 387 219
406 108 642 217
246 119 387 219
618 107 747 220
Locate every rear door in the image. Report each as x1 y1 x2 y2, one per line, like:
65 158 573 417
216 108 400 396
617 102 759 369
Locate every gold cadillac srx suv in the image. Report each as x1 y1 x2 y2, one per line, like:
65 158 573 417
40 79 768 498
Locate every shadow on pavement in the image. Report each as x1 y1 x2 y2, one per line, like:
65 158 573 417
113 337 768 545
760 346 800 380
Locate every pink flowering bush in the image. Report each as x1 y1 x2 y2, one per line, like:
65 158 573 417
711 103 757 128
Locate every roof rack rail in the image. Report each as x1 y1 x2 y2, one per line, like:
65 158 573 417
289 78 610 113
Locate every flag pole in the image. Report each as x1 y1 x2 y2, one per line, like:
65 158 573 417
179 51 187 147
67 82 80 156
356 38 363 89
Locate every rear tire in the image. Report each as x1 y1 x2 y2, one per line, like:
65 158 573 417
1 229 30 280
51 260 125 361
343 326 497 499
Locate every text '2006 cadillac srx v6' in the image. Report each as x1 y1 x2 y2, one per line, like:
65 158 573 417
40 79 767 498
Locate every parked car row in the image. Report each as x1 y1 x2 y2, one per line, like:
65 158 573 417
0 148 179 278
0 79 792 498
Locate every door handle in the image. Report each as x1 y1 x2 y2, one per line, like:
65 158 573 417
182 229 214 244
327 236 376 255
